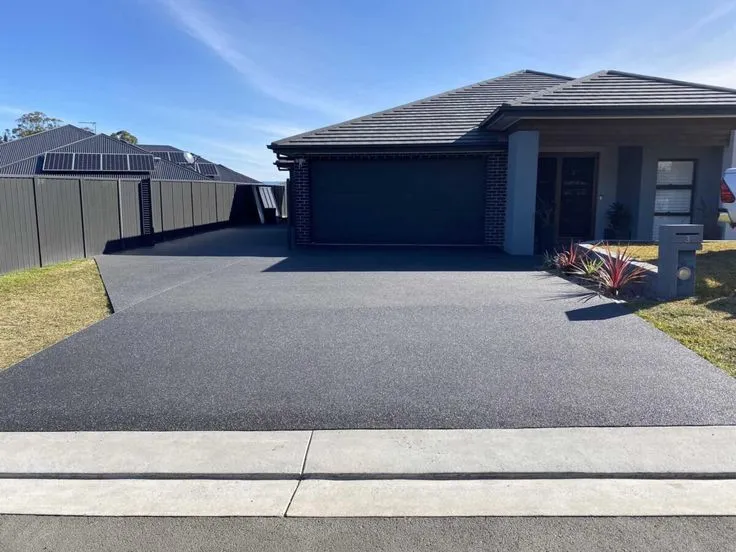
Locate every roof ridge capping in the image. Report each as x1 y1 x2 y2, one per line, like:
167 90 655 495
0 123 94 151
48 133 156 155
506 70 608 106
268 69 573 148
605 69 736 95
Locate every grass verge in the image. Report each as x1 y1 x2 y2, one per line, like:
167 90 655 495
0 260 111 370
626 241 736 377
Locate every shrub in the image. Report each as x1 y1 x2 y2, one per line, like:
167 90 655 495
572 255 603 279
593 243 648 296
551 242 582 273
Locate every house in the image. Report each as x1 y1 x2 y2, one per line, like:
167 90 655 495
269 70 736 253
0 125 278 274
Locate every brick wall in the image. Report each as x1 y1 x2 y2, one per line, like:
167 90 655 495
290 159 311 245
483 151 508 247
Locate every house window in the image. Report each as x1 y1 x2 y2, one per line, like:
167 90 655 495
652 160 695 240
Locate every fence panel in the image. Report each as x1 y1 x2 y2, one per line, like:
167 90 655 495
81 179 120 255
205 182 217 224
172 181 184 229
191 181 203 226
216 182 234 222
35 178 85 265
182 181 193 228
0 178 40 273
160 180 175 231
119 180 141 238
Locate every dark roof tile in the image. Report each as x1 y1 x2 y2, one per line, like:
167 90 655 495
270 70 572 148
505 70 736 108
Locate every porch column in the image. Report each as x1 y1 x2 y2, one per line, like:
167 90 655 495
504 130 539 255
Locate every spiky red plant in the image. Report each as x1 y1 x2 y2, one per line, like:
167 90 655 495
553 241 583 273
595 243 648 296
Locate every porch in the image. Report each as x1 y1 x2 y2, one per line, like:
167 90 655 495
504 118 736 254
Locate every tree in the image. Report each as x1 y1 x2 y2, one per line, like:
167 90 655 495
1 129 10 143
11 111 63 139
109 130 138 144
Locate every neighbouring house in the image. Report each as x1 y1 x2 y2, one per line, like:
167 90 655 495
269 69 736 253
0 125 281 274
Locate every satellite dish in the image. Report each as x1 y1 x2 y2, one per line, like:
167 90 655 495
183 152 195 164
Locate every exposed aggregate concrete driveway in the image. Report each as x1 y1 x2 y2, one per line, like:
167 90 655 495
0 227 734 431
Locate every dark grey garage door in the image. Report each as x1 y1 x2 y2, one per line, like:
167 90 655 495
311 157 486 244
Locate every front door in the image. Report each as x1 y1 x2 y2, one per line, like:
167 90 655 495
535 155 597 251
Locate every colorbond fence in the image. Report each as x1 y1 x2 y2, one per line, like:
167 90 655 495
0 176 242 274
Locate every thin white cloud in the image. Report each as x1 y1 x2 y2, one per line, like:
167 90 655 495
0 105 25 117
154 0 355 120
683 1 736 36
668 58 736 89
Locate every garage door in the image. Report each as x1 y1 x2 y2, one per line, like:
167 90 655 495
311 158 486 244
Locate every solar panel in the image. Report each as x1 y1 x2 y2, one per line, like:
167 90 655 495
168 151 187 163
102 154 129 171
43 152 74 171
128 154 155 171
152 151 171 161
196 163 219 176
73 153 101 171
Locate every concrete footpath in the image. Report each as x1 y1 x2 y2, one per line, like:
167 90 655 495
1 427 736 516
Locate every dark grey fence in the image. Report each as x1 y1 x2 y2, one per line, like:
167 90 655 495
0 176 242 274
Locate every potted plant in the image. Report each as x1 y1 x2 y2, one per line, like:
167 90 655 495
604 202 631 240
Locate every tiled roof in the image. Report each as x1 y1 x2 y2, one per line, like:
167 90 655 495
0 132 260 182
216 164 259 183
483 70 736 129
51 133 152 154
270 70 572 149
138 144 259 183
508 70 736 107
137 144 182 152
0 125 93 168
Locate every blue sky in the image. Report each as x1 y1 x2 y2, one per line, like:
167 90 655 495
1 0 736 180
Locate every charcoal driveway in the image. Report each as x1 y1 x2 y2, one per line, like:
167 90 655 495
0 227 735 431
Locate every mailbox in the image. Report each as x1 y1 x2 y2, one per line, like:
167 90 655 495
656 224 703 300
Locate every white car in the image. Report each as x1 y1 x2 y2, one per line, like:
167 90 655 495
720 168 736 238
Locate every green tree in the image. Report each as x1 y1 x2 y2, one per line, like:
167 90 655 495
11 111 63 139
1 129 10 143
109 130 138 144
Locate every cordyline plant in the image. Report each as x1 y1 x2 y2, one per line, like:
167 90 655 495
572 255 603 278
551 241 582 273
594 243 648 296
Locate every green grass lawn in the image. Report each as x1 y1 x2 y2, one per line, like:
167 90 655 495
626 241 736 377
0 260 111 370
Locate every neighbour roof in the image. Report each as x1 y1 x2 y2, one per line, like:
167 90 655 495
484 70 736 129
0 125 93 167
52 133 151 154
137 144 257 182
216 163 259 184
270 70 572 150
0 128 260 183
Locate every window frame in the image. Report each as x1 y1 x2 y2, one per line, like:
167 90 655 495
653 159 696 218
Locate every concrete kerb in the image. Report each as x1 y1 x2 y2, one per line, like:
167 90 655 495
2 427 736 517
3 427 736 480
